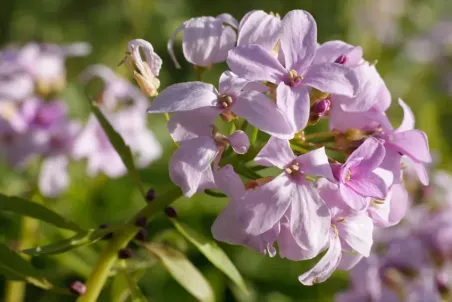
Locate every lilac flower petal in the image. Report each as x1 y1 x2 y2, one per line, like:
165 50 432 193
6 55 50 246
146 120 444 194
336 214 373 256
167 22 186 69
197 167 216 193
389 130 432 163
168 107 220 143
339 185 369 211
227 45 286 83
303 63 360 97
218 71 247 95
240 174 294 235
278 214 313 261
233 91 293 139
298 231 342 285
38 155 70 198
148 82 218 113
237 10 281 50
280 10 317 71
413 160 429 185
182 17 223 67
313 40 362 66
227 130 250 154
348 137 385 176
396 98 415 132
214 25 237 63
380 149 402 184
214 165 245 199
276 83 310 133
169 136 219 197
295 147 334 180
254 136 294 169
373 81 392 112
348 173 388 199
215 13 238 28
338 252 363 270
290 184 331 257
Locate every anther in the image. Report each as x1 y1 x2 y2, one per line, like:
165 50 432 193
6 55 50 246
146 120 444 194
221 101 228 108
291 164 300 171
345 169 351 181
285 168 293 174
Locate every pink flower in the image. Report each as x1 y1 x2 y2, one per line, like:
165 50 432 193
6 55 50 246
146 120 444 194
330 137 388 211
227 10 359 133
237 10 281 50
167 108 249 197
148 71 293 138
236 137 333 259
168 14 238 68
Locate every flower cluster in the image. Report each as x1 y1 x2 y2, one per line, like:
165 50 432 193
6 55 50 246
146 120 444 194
335 160 452 301
0 41 161 197
131 9 431 285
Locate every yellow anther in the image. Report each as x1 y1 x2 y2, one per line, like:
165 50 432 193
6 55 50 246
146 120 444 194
285 168 293 174
221 101 228 108
373 199 385 205
345 169 351 181
337 218 346 223
291 164 300 171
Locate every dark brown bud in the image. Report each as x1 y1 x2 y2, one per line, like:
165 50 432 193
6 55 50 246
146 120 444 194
164 207 177 218
135 228 148 242
146 188 156 202
135 216 147 227
118 248 133 259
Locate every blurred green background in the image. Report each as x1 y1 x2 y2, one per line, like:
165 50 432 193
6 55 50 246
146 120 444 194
1 0 452 301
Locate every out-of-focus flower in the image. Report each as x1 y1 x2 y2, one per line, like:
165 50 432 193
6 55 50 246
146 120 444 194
168 14 238 68
123 39 162 97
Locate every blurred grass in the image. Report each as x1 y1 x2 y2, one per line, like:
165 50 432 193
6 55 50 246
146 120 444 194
1 0 452 301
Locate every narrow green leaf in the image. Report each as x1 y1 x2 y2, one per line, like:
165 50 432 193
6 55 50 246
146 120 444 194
122 268 147 302
111 270 146 302
0 244 69 294
21 225 128 256
0 193 85 232
173 221 248 294
143 243 214 302
89 102 146 198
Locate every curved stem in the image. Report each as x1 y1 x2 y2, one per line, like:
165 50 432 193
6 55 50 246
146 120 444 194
77 187 182 302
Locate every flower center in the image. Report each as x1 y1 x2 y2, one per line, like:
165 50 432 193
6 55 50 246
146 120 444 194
285 161 301 175
217 94 234 109
287 69 303 87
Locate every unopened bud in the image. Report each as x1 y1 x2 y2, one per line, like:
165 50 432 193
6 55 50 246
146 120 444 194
69 280 86 296
334 55 347 65
118 248 133 259
164 207 178 218
135 228 148 242
311 99 331 116
146 188 156 202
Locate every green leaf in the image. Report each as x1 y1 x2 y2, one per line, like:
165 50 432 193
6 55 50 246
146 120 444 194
173 221 248 294
89 102 146 198
0 193 85 233
143 243 214 302
22 225 128 256
111 270 146 302
0 244 69 294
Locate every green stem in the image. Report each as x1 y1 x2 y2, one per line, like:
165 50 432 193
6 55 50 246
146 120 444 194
250 127 259 146
303 131 335 140
77 187 182 302
4 215 39 302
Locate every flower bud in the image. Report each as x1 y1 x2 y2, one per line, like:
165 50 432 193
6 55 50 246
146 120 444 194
311 99 331 116
69 280 86 296
135 216 147 227
145 188 156 202
123 39 162 97
164 207 177 218
135 228 148 242
118 248 133 259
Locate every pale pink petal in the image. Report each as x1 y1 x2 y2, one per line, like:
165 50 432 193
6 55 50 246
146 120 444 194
373 81 392 112
338 252 364 270
215 13 238 28
298 231 342 285
237 10 281 50
38 155 70 198
303 63 360 97
348 173 388 199
167 23 186 69
336 214 373 256
348 137 385 176
413 160 430 185
339 185 370 212
278 214 313 261
227 130 249 154
148 82 218 113
239 174 294 235
233 91 293 139
389 130 432 163
313 40 362 66
280 10 317 71
396 98 415 132
218 71 247 95
254 136 294 169
197 167 216 192
227 45 286 83
168 107 220 143
276 83 310 133
182 17 222 67
214 165 245 200
295 147 334 180
290 184 331 257
214 25 237 63
169 136 219 197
